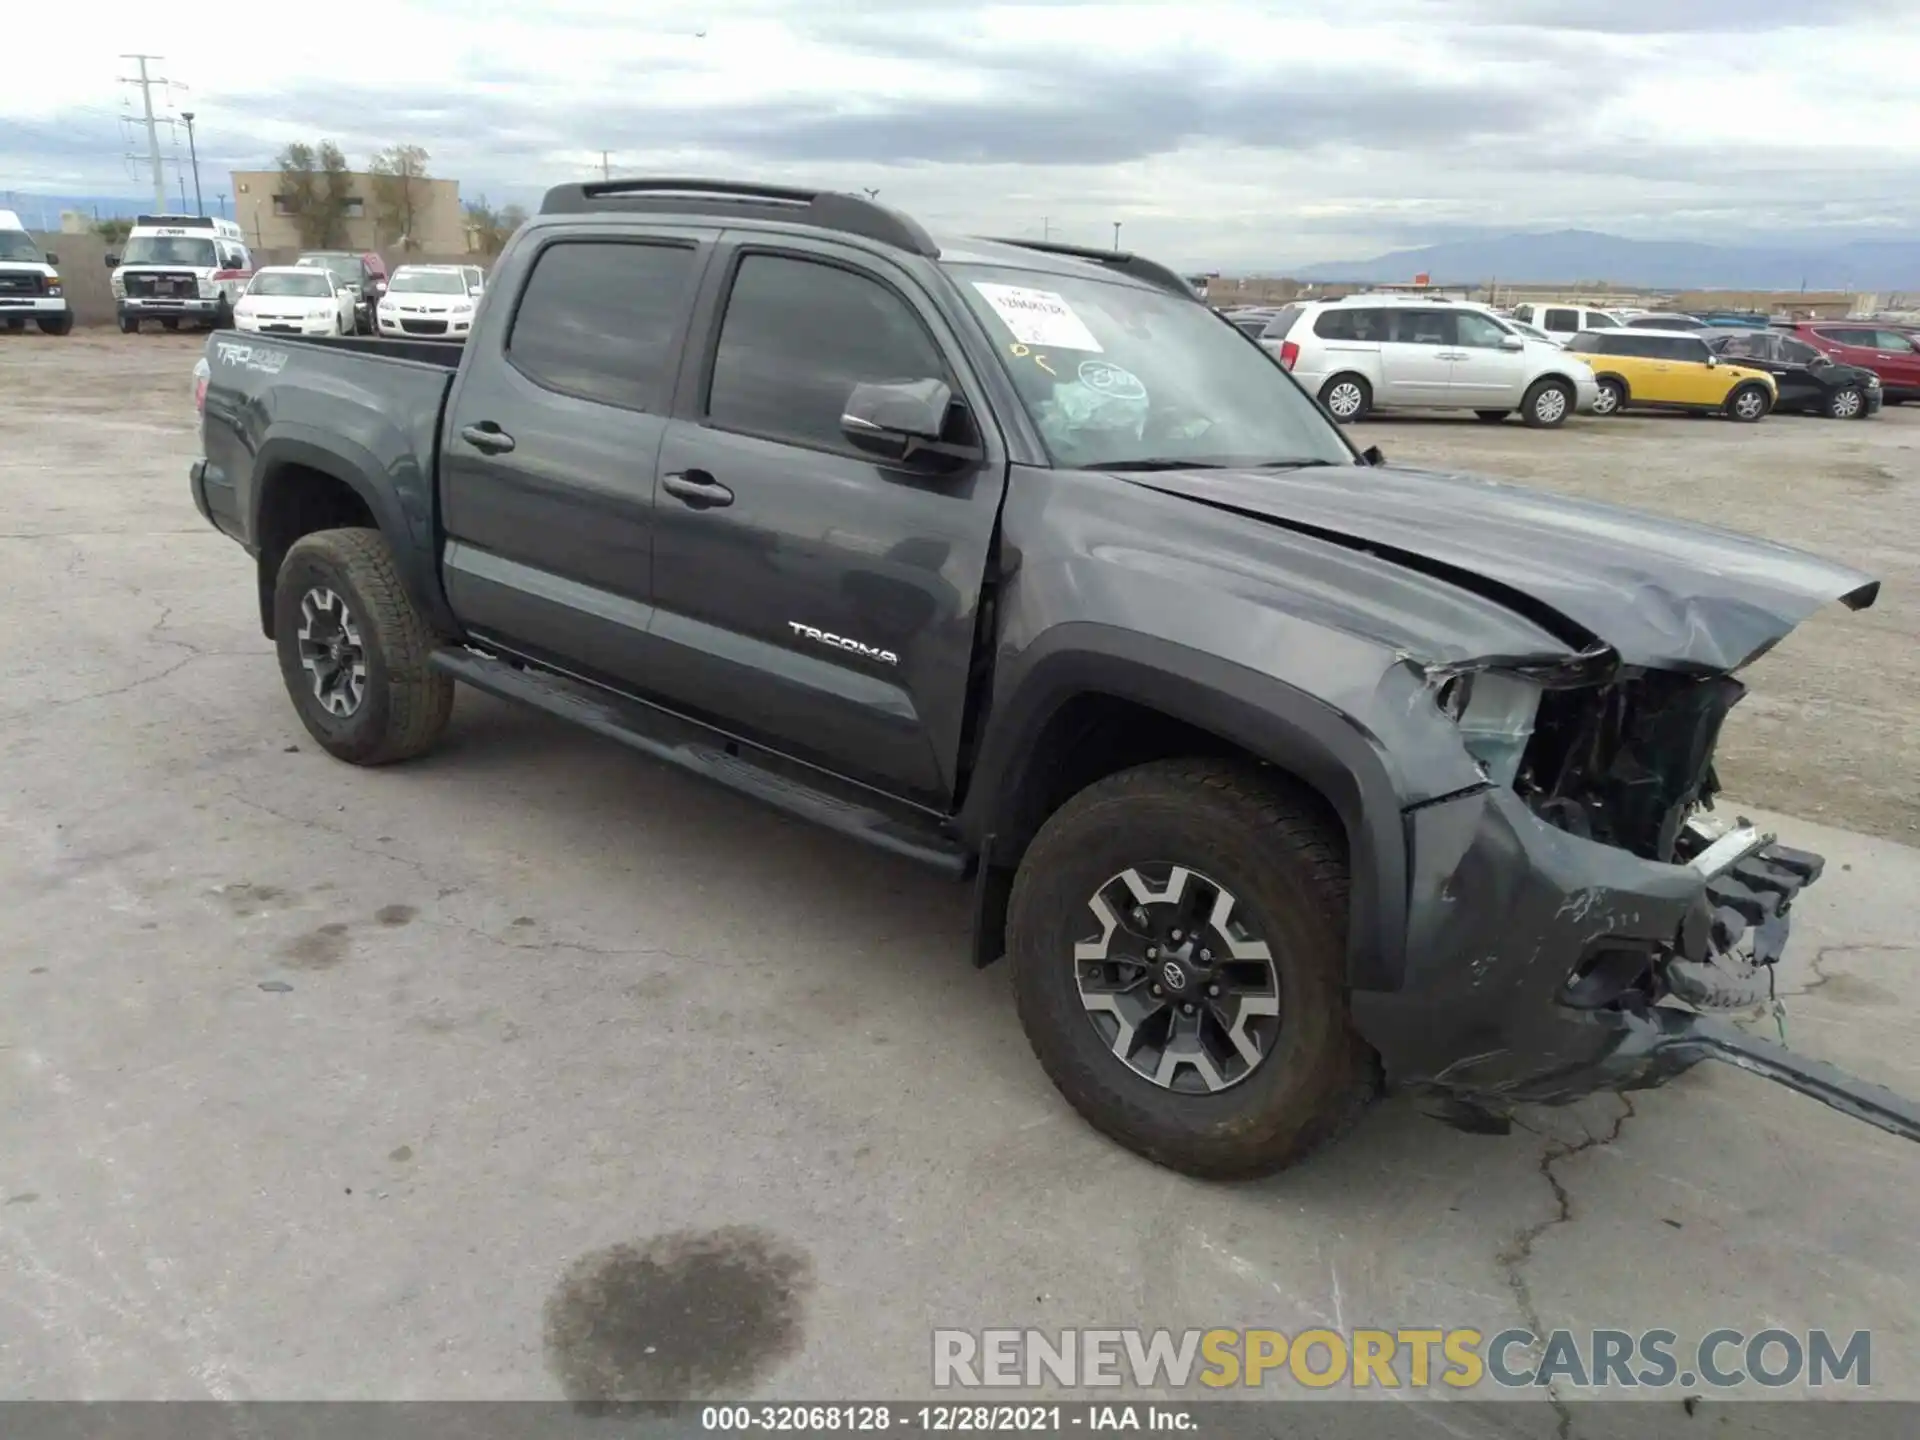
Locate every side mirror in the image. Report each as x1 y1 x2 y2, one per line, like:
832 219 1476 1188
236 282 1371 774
104 254 120 268
841 378 959 463
1706 355 1719 368
1499 334 1525 351
44 251 59 266
1361 445 1387 466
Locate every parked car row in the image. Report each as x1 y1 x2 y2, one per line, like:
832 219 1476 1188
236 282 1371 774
1217 295 1913 427
231 259 484 341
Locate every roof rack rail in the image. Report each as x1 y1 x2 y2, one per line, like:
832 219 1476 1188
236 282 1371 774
538 177 940 258
981 238 1197 300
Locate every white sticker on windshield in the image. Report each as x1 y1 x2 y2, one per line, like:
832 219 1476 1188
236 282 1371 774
971 283 1103 353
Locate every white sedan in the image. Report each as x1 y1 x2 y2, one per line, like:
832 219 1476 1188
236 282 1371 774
377 265 477 340
234 265 356 336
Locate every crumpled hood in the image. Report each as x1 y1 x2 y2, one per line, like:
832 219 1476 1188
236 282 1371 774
1127 463 1878 673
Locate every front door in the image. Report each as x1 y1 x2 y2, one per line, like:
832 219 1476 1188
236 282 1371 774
1378 309 1455 405
645 243 1006 806
440 231 713 690
1863 329 1920 394
1447 310 1529 405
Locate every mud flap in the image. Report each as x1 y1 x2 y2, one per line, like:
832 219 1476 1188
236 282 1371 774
1649 1007 1920 1144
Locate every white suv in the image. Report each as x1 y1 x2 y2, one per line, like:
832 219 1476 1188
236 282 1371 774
1257 298 1600 427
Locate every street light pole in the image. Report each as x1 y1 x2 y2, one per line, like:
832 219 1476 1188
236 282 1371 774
181 111 204 216
1112 220 1122 249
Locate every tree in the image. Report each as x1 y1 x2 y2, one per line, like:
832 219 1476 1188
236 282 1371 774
276 140 355 248
463 195 530 257
369 144 431 250
93 217 133 244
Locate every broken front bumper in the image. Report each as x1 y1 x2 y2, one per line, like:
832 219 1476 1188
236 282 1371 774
1351 785 1920 1145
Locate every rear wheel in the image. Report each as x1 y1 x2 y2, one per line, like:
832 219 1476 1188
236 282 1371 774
273 528 454 765
1826 385 1864 420
1521 378 1573 428
1007 759 1376 1179
1590 377 1626 416
1727 383 1770 422
1318 374 1371 424
1 317 22 332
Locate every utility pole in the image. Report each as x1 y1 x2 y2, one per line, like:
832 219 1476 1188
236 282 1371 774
120 54 170 214
181 111 204 215
1041 216 1051 241
216 192 227 218
600 150 612 180
1112 221 1122 250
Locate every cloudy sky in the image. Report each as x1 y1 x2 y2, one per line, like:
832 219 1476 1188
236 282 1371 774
4 0 1916 268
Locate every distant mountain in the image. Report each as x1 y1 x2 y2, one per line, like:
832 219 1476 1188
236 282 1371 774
1294 229 1920 292
2 194 229 230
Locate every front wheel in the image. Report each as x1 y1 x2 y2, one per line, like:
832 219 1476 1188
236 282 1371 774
1006 759 1376 1179
36 312 74 336
118 314 140 334
1590 378 1625 416
1826 385 1865 420
273 528 454 765
1727 383 1770 422
1318 374 1371 424
1521 378 1573 428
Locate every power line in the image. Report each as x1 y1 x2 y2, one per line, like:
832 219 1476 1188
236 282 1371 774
119 54 170 213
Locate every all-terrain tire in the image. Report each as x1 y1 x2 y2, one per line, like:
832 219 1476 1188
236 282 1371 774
37 312 75 336
119 315 140 334
1006 758 1377 1179
273 527 453 765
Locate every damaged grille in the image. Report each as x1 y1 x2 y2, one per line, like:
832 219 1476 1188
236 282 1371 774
1517 671 1744 863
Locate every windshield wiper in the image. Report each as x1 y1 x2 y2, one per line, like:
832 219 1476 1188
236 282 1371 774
1249 458 1342 470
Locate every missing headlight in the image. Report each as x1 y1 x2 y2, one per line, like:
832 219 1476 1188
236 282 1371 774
1446 672 1542 788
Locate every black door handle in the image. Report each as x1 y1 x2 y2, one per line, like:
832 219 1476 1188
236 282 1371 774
460 422 515 455
661 469 734 509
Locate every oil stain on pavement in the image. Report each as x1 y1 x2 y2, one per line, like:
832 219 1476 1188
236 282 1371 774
544 1226 813 1407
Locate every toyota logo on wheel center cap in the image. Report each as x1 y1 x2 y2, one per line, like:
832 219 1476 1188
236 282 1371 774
1160 961 1187 991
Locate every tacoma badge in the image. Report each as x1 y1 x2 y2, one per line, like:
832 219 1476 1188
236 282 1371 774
788 621 898 665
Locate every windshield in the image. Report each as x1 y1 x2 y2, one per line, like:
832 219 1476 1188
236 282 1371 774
951 265 1353 470
249 271 332 298
389 270 467 295
0 232 45 263
122 235 218 267
300 255 362 284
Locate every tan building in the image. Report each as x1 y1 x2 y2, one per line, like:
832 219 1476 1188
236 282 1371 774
229 169 466 255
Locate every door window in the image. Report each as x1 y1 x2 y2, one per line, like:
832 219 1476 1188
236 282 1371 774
1871 331 1916 353
1816 328 1876 348
1584 310 1620 328
1454 312 1511 349
506 240 699 411
1543 307 1579 331
1387 309 1455 345
1779 338 1823 365
706 253 950 455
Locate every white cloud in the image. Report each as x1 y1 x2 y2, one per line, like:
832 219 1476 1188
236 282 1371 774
4 0 1916 268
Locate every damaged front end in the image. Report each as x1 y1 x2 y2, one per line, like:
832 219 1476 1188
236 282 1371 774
1353 644 1920 1148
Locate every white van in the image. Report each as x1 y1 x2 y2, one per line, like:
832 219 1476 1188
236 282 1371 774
108 214 253 333
0 210 73 336
1257 296 1600 426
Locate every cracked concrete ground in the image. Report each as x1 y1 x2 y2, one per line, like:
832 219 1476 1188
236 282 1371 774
3 333 1918 1417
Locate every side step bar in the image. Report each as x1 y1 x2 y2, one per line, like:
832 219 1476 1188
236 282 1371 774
430 647 973 877
1651 1007 1920 1145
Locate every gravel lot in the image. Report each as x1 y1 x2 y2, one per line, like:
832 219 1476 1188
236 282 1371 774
3 331 1918 1415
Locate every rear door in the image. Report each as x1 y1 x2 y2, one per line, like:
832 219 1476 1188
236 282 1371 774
1445 309 1528 405
440 228 713 690
644 239 1007 805
1863 329 1920 393
1377 308 1454 404
1808 326 1880 372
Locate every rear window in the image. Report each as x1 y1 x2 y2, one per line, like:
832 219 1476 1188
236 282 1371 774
506 240 698 411
1257 306 1302 339
1313 307 1386 341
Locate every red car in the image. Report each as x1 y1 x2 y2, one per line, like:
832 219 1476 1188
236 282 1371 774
1777 320 1920 403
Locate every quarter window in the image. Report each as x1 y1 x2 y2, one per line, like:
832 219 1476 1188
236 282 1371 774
507 241 698 410
707 253 949 454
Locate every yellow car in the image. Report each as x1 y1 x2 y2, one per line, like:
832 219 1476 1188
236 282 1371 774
1565 328 1777 421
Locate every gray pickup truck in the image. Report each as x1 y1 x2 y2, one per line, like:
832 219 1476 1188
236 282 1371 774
190 178 1918 1176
